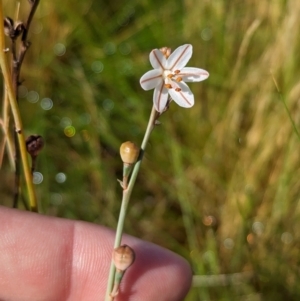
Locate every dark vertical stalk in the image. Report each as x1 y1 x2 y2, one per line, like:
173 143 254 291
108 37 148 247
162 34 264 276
7 0 41 208
12 36 20 208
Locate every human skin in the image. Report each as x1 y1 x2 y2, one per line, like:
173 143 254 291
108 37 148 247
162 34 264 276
0 206 192 301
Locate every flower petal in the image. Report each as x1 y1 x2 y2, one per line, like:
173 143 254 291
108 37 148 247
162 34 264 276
166 44 192 71
153 81 169 113
149 49 166 70
168 81 194 108
179 67 209 82
140 69 163 90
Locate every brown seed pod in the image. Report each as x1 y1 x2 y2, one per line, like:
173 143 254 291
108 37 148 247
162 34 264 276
26 135 44 157
4 17 14 37
119 141 139 164
3 17 24 40
13 22 25 39
113 244 135 271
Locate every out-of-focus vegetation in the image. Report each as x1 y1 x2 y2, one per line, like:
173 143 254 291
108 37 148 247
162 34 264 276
1 0 300 300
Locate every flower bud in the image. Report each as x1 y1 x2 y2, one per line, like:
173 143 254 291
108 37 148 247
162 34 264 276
26 135 44 157
113 244 135 271
120 141 139 164
159 46 171 58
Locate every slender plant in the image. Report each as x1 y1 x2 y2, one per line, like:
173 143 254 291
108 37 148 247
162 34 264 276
105 44 209 300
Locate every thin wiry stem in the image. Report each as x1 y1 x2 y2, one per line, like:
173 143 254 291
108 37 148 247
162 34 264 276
271 72 300 141
104 105 158 301
0 90 14 168
17 0 40 68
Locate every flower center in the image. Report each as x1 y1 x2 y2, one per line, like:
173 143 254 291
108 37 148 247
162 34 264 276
163 70 172 79
163 69 182 91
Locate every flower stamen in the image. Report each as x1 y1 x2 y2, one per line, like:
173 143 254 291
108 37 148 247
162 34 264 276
176 77 182 82
175 88 181 92
165 84 172 89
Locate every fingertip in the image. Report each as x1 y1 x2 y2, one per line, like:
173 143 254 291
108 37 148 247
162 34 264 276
0 207 192 301
118 237 192 301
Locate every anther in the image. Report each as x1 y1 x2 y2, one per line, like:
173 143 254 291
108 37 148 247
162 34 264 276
175 88 181 92
165 84 172 89
176 77 182 82
174 70 180 74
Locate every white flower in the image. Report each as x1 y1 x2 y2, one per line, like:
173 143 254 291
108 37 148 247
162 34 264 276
140 44 209 113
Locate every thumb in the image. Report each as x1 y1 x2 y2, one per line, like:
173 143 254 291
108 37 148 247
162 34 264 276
0 206 192 301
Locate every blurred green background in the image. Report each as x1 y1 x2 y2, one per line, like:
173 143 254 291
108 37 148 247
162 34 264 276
1 0 300 300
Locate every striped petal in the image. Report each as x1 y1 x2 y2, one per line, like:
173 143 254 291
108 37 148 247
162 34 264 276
153 81 169 113
179 67 209 82
168 81 194 108
140 69 163 90
166 44 192 71
149 49 166 70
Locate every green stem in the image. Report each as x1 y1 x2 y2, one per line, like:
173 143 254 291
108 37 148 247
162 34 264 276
271 72 300 141
0 1 38 212
279 94 300 141
104 105 157 301
1 90 15 168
